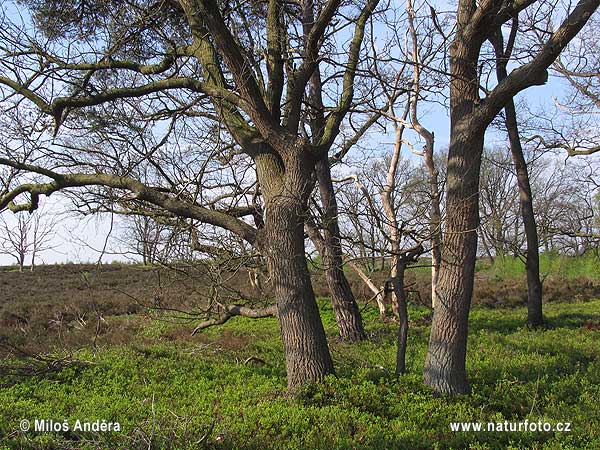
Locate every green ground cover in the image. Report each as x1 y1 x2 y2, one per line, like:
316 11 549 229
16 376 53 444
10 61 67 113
1 299 599 449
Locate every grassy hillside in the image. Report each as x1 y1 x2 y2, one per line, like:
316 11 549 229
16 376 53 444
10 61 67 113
482 253 600 280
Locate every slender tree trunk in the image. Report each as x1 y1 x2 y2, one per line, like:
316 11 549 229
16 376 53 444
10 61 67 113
299 0 365 342
314 158 366 341
346 260 387 316
479 230 495 264
393 260 409 375
406 0 441 309
492 35 544 327
507 110 543 326
422 140 441 309
256 150 334 391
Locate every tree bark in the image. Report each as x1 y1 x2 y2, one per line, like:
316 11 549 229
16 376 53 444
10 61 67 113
393 260 409 375
424 16 483 393
256 149 335 391
314 158 366 341
506 99 544 329
300 0 365 342
424 131 483 395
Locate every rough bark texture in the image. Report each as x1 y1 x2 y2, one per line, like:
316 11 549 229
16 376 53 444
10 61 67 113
423 131 483 395
394 261 409 375
315 159 366 341
256 149 335 391
300 0 365 342
423 9 483 393
422 0 600 394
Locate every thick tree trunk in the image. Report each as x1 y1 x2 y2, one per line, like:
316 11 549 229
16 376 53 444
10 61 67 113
265 197 334 389
493 37 544 327
423 5 485 394
257 151 334 391
424 131 483 395
315 158 366 342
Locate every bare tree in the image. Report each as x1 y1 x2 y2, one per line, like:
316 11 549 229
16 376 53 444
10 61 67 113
0 214 29 271
0 0 386 390
0 208 55 271
423 0 600 395
117 214 191 265
478 147 521 260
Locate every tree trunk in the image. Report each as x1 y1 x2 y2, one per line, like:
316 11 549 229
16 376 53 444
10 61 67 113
506 107 543 327
492 35 544 327
423 131 483 395
423 145 441 309
314 158 366 341
257 150 334 391
423 27 483 393
393 260 409 375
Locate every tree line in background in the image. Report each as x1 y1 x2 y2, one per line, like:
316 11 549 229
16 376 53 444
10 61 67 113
0 0 599 395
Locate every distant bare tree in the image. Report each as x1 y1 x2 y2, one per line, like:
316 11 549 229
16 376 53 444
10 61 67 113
478 147 521 260
118 214 190 265
0 208 56 271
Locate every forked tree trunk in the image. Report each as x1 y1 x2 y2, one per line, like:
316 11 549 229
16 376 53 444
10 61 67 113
423 0 600 396
422 1 486 393
256 151 334 391
315 158 366 342
301 0 365 342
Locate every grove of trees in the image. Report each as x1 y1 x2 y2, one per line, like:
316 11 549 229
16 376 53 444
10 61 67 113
0 0 599 396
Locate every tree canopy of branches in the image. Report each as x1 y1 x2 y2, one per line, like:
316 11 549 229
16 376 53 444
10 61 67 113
0 0 387 390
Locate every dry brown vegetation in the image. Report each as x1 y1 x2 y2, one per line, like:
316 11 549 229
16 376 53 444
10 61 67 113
2 262 599 358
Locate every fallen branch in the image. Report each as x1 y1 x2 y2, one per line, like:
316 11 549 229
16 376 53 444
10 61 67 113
191 304 277 335
0 338 94 378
